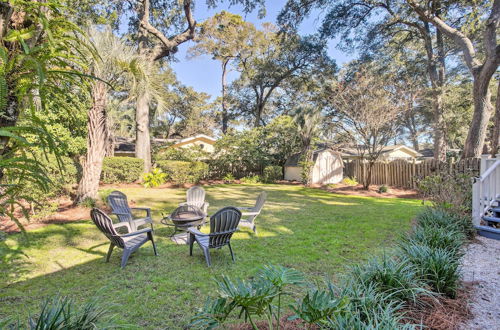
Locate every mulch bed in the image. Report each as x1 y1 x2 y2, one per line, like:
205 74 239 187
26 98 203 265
229 315 317 330
402 282 474 330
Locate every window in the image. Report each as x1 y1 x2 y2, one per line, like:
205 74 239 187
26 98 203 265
199 143 205 149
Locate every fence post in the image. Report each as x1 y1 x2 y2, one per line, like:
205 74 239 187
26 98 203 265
480 154 490 176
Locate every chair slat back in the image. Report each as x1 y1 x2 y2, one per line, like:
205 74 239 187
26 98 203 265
186 186 206 209
107 191 133 222
253 191 267 213
91 208 124 248
209 207 241 248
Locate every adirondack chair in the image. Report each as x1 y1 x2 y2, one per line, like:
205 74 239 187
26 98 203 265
188 207 241 267
107 191 153 231
180 186 209 214
90 208 157 268
237 191 267 234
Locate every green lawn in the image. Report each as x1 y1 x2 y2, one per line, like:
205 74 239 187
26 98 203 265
0 184 422 328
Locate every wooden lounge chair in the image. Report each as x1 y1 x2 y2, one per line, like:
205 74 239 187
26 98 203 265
188 207 241 267
237 191 267 234
90 208 157 268
107 190 153 231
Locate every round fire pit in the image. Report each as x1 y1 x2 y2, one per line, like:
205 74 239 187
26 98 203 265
161 205 207 240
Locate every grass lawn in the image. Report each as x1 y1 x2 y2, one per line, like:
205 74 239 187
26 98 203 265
0 184 422 328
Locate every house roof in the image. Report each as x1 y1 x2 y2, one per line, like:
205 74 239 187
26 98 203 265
170 134 216 148
285 149 341 167
341 145 423 158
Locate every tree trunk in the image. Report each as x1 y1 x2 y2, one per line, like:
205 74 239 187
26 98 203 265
75 81 108 203
221 59 229 134
463 75 495 158
363 161 374 189
135 91 152 173
254 103 264 127
491 81 500 155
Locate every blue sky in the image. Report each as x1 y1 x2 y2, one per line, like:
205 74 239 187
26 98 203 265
170 1 354 98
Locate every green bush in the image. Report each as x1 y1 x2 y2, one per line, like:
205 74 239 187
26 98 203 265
78 197 96 209
398 243 461 298
142 168 167 188
0 295 110 329
156 160 208 184
349 255 429 304
416 207 475 239
154 145 208 162
402 225 465 256
378 185 388 193
101 157 144 184
223 173 235 182
98 189 115 204
263 165 282 183
240 175 261 184
342 177 358 186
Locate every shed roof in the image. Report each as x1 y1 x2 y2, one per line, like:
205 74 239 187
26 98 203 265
285 149 340 167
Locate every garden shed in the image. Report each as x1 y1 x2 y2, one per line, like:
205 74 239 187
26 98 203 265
284 149 343 184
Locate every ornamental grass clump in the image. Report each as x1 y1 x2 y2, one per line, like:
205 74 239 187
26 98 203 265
402 225 465 256
349 255 431 305
398 243 461 298
415 207 475 239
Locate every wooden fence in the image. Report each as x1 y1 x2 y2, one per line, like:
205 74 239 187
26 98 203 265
344 158 481 189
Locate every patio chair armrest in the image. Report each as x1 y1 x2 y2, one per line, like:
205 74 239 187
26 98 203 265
131 207 151 218
241 211 259 216
134 217 152 227
236 207 253 211
187 227 208 236
112 222 131 232
120 228 152 237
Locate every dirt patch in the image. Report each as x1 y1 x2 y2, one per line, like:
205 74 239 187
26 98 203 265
402 284 473 330
321 183 421 199
0 196 101 234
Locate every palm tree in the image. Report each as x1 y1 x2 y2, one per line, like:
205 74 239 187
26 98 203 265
294 107 322 184
75 27 171 202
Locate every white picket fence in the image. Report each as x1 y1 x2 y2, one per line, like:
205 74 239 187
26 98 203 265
472 154 500 226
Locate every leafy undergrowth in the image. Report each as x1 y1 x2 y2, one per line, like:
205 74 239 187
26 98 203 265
0 184 421 328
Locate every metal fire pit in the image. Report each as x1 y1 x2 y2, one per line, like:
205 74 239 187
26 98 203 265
161 205 206 244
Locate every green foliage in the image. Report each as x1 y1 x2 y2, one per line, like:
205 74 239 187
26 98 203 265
154 145 208 162
398 243 461 298
223 173 235 182
415 207 475 240
156 160 208 184
240 175 261 184
290 283 349 326
402 225 465 256
1 295 109 329
98 189 114 204
299 159 314 184
142 168 167 188
342 177 358 186
378 185 388 193
101 157 144 184
191 265 304 330
349 255 430 304
263 166 282 183
417 172 473 217
78 197 96 209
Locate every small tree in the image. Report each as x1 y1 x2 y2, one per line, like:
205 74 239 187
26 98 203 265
330 68 405 189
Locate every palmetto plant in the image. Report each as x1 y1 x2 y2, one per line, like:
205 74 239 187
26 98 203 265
190 265 305 330
0 1 90 233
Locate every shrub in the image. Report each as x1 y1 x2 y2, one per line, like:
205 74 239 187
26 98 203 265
416 207 475 239
378 185 388 193
398 243 461 298
403 225 465 256
101 157 144 184
349 255 430 304
222 173 235 182
263 165 282 183
0 295 110 329
417 172 473 217
78 197 96 209
240 175 261 184
342 177 358 186
156 160 208 184
142 168 167 188
154 145 208 162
